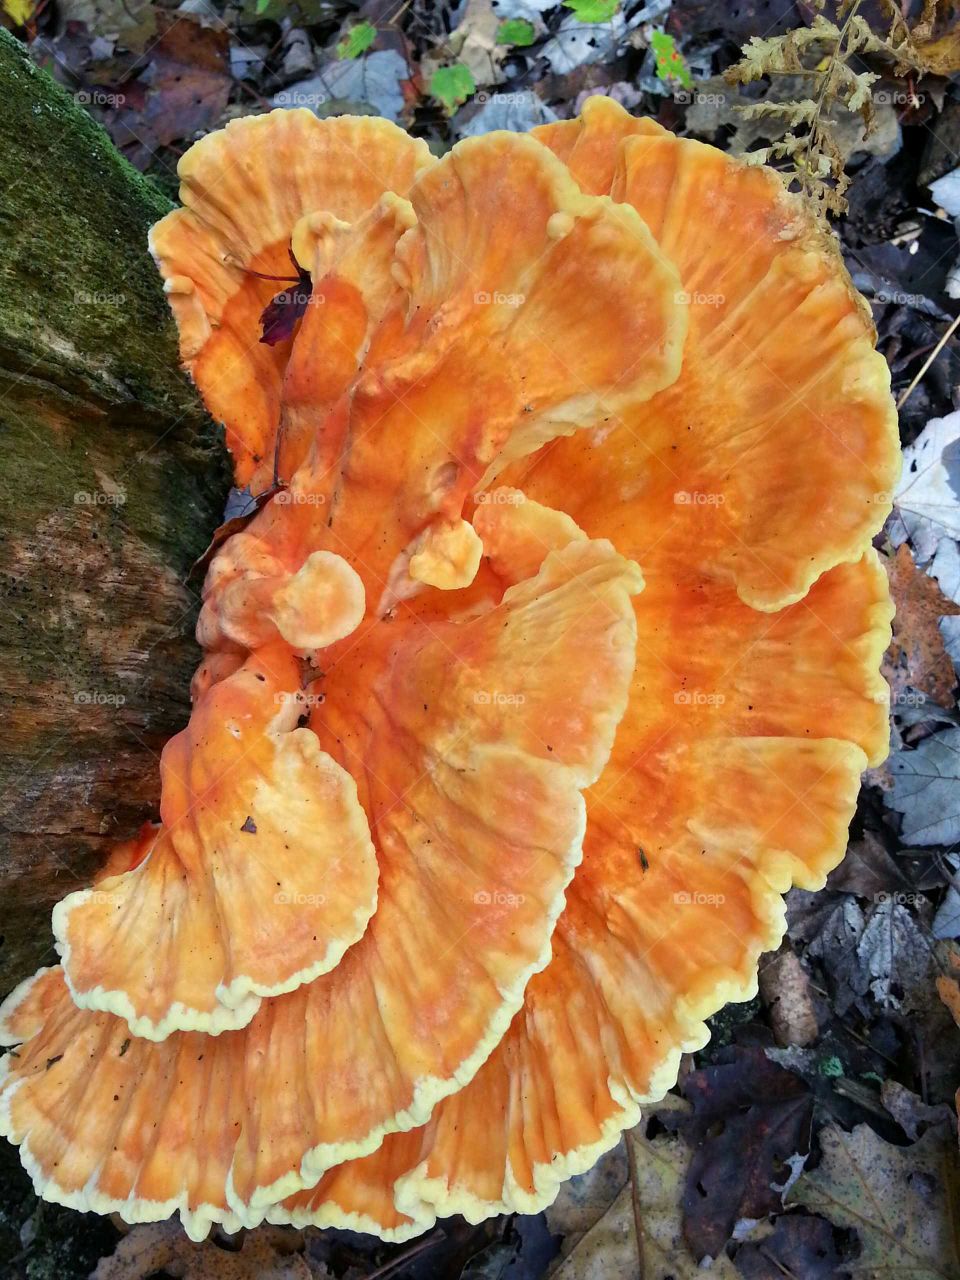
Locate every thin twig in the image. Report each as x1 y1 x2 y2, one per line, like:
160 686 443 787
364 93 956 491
897 310 960 410
363 1230 444 1280
756 1244 800 1278
626 1130 646 1280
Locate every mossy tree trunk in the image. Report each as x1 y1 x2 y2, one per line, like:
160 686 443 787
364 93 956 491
0 30 228 994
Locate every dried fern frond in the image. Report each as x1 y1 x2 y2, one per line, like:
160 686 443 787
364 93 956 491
732 24 829 82
737 98 831 128
725 0 938 219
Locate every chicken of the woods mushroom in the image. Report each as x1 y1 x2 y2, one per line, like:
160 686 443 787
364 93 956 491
0 97 897 1242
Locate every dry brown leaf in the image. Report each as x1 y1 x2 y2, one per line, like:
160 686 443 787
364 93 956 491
936 939 960 1027
545 1138 629 1262
880 1080 956 1140
758 944 819 1047
884 543 960 707
420 0 506 90
916 21 960 77
92 1223 329 1280
103 11 232 167
553 1127 739 1280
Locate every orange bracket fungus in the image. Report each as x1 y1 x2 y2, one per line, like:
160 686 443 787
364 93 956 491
0 97 897 1242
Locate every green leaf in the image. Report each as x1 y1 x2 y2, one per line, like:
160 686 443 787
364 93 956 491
247 0 340 18
497 17 536 46
562 0 618 22
650 29 693 89
242 0 297 18
429 63 476 115
337 20 377 59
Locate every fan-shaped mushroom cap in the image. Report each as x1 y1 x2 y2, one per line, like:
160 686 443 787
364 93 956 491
533 96 662 193
1 523 644 1233
273 1128 428 1241
533 95 898 611
197 540 366 653
149 111 433 487
54 642 379 1038
275 193 419 490
472 489 587 586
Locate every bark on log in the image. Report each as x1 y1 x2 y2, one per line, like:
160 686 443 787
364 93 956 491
0 30 228 994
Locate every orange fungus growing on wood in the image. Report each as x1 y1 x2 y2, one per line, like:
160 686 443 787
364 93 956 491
0 97 896 1241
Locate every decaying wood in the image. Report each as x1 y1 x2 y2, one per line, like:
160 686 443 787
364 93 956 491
0 30 228 993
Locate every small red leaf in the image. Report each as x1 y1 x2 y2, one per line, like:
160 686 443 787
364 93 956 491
259 271 312 346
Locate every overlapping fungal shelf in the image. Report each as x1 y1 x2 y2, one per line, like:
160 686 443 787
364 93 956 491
0 96 897 1242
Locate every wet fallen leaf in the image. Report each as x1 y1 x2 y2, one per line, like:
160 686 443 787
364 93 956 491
650 29 693 89
458 89 557 136
498 17 537 45
1 0 33 25
553 1128 739 1279
826 830 910 899
889 727 960 846
880 1079 956 1140
733 1213 850 1280
59 0 157 53
191 485 283 580
434 0 507 88
563 0 619 21
936 939 960 1027
916 27 960 77
933 855 960 939
789 1121 960 1280
461 1214 558 1278
540 12 633 74
299 49 412 120
545 1137 629 1257
668 0 798 44
809 896 931 1014
491 0 555 20
672 1047 813 1259
337 20 377 59
930 537 960 605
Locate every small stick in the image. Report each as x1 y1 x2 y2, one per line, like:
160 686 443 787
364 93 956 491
626 1131 646 1280
363 1230 444 1280
897 311 960 410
